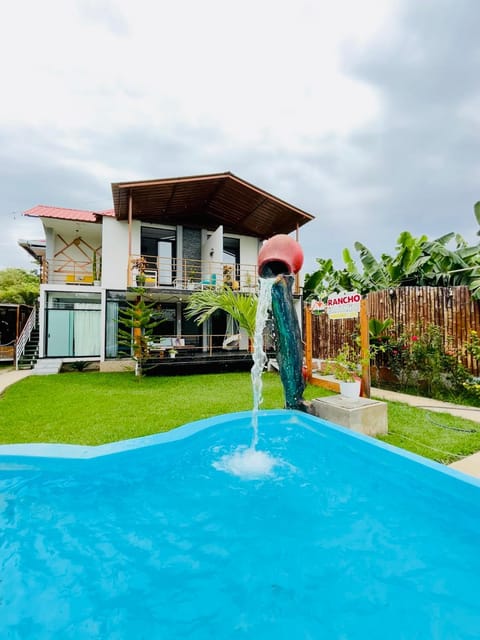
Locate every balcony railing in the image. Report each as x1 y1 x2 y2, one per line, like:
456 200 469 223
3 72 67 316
40 254 300 294
129 255 258 292
145 333 249 356
41 258 100 286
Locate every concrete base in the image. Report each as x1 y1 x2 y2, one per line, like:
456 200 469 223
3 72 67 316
311 395 388 436
100 359 135 372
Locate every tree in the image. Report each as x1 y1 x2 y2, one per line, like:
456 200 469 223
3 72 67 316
304 227 480 300
118 292 165 377
0 268 39 305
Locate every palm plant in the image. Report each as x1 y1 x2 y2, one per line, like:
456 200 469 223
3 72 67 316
185 287 258 338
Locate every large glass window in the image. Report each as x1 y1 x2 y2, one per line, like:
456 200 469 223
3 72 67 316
223 236 240 282
141 226 177 286
46 292 101 357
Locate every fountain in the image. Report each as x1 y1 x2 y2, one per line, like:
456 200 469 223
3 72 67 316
216 234 308 478
256 234 307 412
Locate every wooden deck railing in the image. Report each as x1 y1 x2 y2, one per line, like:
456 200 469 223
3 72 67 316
145 332 252 357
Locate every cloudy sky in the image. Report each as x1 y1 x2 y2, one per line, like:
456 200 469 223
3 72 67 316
1 0 479 274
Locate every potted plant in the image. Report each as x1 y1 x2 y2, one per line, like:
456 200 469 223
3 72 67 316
168 348 177 359
333 344 361 398
244 272 254 291
133 257 147 286
92 250 101 286
187 268 198 289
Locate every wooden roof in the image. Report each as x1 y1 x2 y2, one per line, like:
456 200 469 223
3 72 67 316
111 172 314 238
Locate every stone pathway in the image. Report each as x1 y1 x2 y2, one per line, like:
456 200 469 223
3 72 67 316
0 367 33 394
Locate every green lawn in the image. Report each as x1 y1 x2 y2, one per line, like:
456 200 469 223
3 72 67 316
0 372 328 446
1 370 480 465
377 400 480 464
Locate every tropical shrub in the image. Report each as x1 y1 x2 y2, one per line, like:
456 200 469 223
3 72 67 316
371 322 472 401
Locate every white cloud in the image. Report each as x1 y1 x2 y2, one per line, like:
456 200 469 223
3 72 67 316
1 0 398 145
2 0 479 275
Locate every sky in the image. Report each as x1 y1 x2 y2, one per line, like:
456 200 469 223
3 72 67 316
1 0 479 275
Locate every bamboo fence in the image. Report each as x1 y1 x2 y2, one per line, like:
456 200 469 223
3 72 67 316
307 286 480 376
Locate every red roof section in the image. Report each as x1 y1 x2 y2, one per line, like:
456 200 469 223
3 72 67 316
24 205 114 222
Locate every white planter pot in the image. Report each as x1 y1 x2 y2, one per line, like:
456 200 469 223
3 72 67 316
339 380 361 399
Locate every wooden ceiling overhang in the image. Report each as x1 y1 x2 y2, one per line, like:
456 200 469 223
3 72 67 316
111 172 314 238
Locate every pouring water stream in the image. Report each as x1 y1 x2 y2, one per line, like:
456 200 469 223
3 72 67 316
250 276 275 449
214 234 306 478
213 277 278 478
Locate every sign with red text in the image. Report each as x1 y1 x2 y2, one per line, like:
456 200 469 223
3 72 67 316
326 291 361 319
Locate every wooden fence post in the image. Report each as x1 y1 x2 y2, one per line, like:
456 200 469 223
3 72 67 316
360 297 371 397
305 304 313 380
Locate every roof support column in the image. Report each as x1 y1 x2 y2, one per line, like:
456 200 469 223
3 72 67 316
127 192 133 286
295 223 300 294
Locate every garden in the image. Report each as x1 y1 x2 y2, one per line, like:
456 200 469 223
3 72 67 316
368 321 480 406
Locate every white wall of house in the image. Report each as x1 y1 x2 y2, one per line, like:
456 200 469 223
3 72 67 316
239 235 260 288
38 289 46 358
52 226 101 257
239 235 260 264
102 217 141 289
45 227 55 264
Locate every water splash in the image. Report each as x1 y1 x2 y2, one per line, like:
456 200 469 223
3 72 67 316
213 446 278 479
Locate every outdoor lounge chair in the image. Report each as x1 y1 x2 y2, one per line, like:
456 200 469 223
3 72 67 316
199 274 217 288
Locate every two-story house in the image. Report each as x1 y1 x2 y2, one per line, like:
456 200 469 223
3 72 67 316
18 172 314 371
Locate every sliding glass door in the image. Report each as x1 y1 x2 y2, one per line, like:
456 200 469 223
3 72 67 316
46 293 101 357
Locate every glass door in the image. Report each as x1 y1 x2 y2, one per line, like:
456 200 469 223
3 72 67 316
47 310 74 356
158 240 173 285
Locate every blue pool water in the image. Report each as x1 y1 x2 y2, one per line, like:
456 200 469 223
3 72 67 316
1 409 480 639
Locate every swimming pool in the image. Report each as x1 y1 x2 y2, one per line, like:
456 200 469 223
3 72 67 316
1 409 480 639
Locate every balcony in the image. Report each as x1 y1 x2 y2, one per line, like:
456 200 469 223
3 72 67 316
40 258 100 286
40 254 302 295
128 255 259 293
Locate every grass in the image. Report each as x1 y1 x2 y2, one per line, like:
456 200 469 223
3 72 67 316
0 372 329 446
1 370 480 465
377 400 480 464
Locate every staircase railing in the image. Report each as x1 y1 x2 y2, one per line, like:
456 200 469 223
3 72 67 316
15 306 37 369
